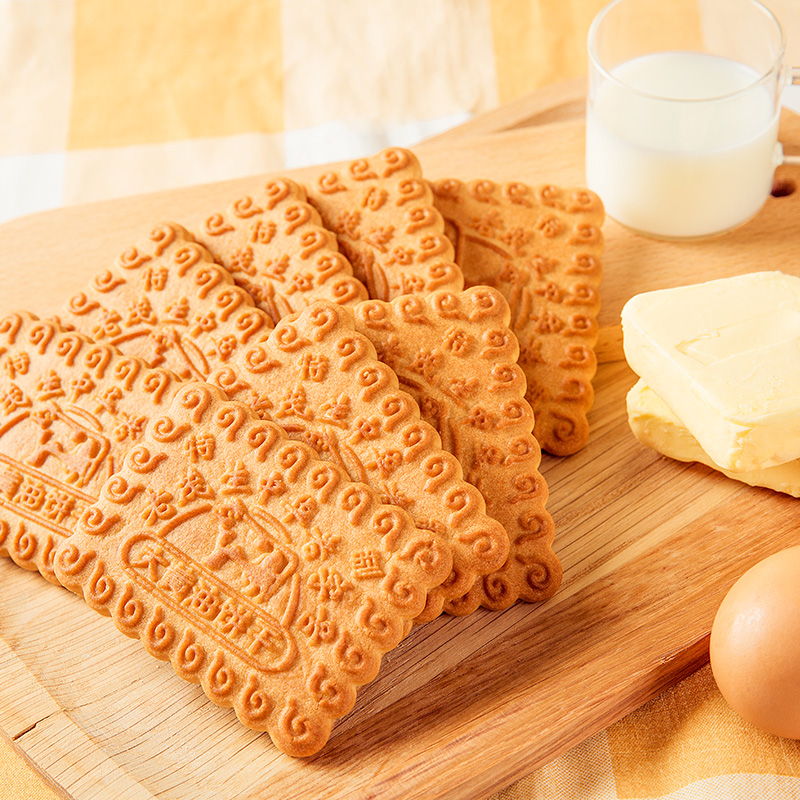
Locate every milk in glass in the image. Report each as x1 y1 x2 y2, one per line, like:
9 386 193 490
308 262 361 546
586 52 780 239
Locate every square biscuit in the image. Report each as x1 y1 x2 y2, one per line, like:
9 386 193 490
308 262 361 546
53 381 451 756
212 303 511 621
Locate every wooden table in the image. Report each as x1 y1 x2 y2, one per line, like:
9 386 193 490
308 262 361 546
1 79 799 800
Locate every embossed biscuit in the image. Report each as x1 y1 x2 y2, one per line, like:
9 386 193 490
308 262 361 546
352 287 561 614
64 230 509 620
53 381 452 757
192 177 368 323
0 312 182 582
431 179 604 456
305 147 464 301
208 302 510 622
61 222 274 380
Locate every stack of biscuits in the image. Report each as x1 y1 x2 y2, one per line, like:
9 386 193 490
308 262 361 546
0 148 604 756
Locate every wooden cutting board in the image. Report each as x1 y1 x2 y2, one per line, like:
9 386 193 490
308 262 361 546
1 79 800 800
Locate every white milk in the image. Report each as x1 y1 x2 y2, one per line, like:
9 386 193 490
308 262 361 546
586 52 780 239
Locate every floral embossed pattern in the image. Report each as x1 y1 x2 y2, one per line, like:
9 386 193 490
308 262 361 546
53 382 451 757
431 179 604 456
193 178 368 324
63 227 509 622
306 147 464 302
0 313 182 582
352 287 561 614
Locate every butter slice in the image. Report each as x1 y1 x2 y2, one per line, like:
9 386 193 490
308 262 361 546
621 272 800 472
627 380 800 497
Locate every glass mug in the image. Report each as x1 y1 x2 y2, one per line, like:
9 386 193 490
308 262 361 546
585 0 800 240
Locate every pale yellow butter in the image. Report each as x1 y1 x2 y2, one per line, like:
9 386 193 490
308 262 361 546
627 380 800 497
621 271 800 472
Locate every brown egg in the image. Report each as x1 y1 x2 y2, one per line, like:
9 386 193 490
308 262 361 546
710 546 800 738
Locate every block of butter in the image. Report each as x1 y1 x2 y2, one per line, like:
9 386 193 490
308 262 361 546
627 379 800 497
622 271 800 473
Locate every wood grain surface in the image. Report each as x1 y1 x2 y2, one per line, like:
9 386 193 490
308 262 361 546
1 81 799 800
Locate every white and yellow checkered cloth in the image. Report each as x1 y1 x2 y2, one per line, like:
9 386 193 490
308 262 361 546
0 0 608 223
2 1 800 798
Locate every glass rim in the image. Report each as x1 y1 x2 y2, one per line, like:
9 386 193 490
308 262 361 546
587 0 787 103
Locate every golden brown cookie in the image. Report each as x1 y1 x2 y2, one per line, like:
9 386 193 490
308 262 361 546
61 222 274 381
192 178 368 323
352 287 561 613
209 302 510 621
53 381 451 757
0 312 182 582
431 179 604 456
305 147 464 301
63 225 509 620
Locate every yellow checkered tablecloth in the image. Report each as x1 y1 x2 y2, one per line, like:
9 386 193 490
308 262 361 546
0 0 606 224
2 1 800 798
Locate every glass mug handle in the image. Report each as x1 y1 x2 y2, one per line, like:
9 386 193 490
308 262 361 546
780 66 800 166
